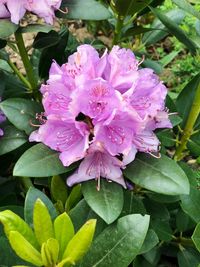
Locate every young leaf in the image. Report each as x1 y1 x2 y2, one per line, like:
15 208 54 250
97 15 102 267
58 0 111 20
8 231 43 266
41 238 59 266
0 98 42 135
192 222 200 253
0 210 39 249
25 187 57 227
124 154 189 195
13 143 72 177
33 199 54 246
54 213 75 260
65 184 82 212
82 180 124 224
81 214 150 267
150 7 197 54
63 219 96 263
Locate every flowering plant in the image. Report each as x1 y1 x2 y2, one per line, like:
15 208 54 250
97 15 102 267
0 0 200 266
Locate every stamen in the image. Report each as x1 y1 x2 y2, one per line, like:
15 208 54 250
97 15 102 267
148 151 161 159
96 176 101 191
58 7 68 14
138 55 145 66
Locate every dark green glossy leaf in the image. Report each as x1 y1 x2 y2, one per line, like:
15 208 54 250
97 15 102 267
151 219 173 241
176 210 195 232
13 144 74 177
0 125 27 156
33 31 60 49
82 180 124 224
24 187 57 227
124 154 189 195
178 248 200 267
143 9 185 46
59 0 111 20
0 20 18 39
181 188 200 223
150 7 197 54
139 229 159 254
114 0 153 16
0 98 42 135
81 214 150 267
121 191 146 217
20 24 52 33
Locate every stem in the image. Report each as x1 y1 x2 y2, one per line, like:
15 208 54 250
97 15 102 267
174 83 200 161
14 32 38 92
7 59 32 90
112 15 124 45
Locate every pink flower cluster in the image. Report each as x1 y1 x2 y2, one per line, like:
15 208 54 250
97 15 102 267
30 45 171 188
0 0 62 24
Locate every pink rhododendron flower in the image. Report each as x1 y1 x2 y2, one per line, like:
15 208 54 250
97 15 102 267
0 0 62 24
30 45 172 188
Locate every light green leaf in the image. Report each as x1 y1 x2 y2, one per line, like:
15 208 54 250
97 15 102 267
33 199 54 246
65 184 82 212
63 219 96 263
124 154 189 195
82 180 124 224
13 143 72 177
8 231 43 266
41 238 59 266
58 0 111 20
54 213 74 260
0 98 42 135
192 222 200 252
0 210 39 249
81 214 150 267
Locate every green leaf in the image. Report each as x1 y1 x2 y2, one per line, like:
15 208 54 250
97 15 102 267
0 20 18 39
176 72 200 127
19 24 52 33
176 210 195 232
13 143 72 177
0 125 27 156
81 214 150 267
58 0 111 20
24 187 57 227
150 7 197 54
121 191 146 217
124 154 189 195
151 219 173 241
114 0 153 16
54 213 74 260
33 199 54 246
8 231 43 266
172 0 200 20
192 222 200 252
0 210 39 249
63 219 96 263
33 31 60 49
181 188 200 223
82 180 124 224
0 98 42 135
143 9 185 46
139 229 159 254
178 248 200 267
41 238 59 266
65 184 82 212
51 176 68 205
